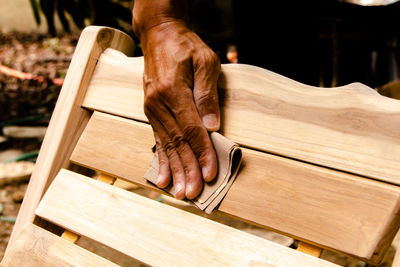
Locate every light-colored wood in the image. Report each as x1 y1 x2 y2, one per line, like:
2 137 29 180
97 173 115 185
114 178 138 190
1 223 118 267
297 241 323 258
83 48 400 186
35 169 339 267
6 27 400 266
70 111 400 263
393 249 400 267
220 147 400 265
61 230 79 243
59 173 115 248
58 173 115 249
7 26 135 250
70 112 160 192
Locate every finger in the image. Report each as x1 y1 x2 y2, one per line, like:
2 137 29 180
145 102 203 199
193 51 221 132
153 132 171 188
166 88 218 183
151 119 186 199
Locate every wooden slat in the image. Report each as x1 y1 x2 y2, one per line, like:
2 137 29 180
71 112 156 191
7 26 135 251
1 223 118 267
70 111 400 263
393 249 400 267
35 169 339 267
83 48 400 186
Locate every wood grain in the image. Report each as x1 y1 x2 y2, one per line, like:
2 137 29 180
7 26 135 251
1 223 118 267
70 112 161 192
70 111 400 263
35 169 339 267
83 48 400 185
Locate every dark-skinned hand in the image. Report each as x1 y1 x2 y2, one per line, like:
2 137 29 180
132 1 221 199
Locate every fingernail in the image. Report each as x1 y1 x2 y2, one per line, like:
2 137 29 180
202 114 219 131
156 174 165 187
202 167 210 181
186 183 193 197
174 183 184 199
202 166 216 182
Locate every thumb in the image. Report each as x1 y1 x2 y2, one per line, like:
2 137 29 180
193 56 221 131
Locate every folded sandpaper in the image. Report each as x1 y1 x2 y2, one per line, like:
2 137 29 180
143 132 242 214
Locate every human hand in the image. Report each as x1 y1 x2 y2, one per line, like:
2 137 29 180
135 20 221 200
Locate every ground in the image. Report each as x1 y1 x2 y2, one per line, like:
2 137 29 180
0 30 77 259
0 30 398 266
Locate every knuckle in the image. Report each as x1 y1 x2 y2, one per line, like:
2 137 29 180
182 124 203 142
164 134 186 153
143 91 158 117
163 141 175 156
196 90 218 106
143 81 174 116
155 138 163 151
209 52 221 67
155 81 173 99
144 90 158 106
200 51 220 68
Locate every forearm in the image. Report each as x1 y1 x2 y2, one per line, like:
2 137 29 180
132 0 189 39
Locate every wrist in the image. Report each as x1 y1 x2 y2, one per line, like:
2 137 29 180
132 0 189 40
133 16 188 41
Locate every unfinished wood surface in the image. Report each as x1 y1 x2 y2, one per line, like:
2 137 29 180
61 230 79 243
35 169 339 267
393 249 400 267
1 223 118 267
83 48 400 185
71 111 159 192
297 242 323 258
70 111 400 263
7 26 135 251
97 173 116 184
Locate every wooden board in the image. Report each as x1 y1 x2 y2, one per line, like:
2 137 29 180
83 48 400 185
35 169 339 267
1 223 118 267
7 26 135 251
70 111 400 263
70 112 158 191
393 249 400 267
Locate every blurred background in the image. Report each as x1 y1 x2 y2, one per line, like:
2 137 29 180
1 0 400 265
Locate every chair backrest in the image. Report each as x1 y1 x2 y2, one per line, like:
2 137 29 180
3 26 400 266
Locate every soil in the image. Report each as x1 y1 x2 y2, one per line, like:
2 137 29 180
0 30 398 266
0 31 77 123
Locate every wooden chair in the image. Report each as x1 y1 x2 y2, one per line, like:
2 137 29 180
2 26 400 266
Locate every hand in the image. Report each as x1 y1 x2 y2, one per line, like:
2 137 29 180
137 21 221 200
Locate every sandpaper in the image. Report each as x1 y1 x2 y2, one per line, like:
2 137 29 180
143 132 242 214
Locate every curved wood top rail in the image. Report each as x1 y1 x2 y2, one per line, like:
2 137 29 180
83 48 400 185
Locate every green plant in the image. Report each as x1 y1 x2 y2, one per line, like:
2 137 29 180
29 0 133 36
